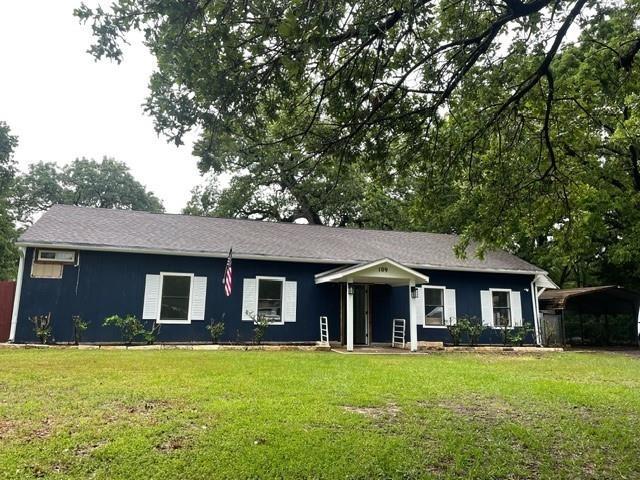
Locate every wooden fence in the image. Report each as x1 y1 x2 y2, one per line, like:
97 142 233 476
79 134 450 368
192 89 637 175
0 281 16 342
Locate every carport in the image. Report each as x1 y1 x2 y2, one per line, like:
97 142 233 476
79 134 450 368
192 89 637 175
539 286 640 346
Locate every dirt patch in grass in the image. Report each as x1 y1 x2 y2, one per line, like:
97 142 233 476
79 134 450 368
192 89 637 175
0 418 19 440
74 440 108 457
100 399 175 424
342 403 401 421
156 435 190 453
417 395 535 425
28 418 54 440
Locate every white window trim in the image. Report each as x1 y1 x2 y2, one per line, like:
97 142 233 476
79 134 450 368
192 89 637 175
36 249 76 264
489 288 512 329
255 276 286 325
423 285 448 328
156 272 194 325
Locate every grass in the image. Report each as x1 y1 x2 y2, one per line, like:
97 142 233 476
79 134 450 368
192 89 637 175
0 350 639 479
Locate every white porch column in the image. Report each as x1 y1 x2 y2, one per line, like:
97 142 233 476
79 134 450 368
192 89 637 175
409 281 418 352
346 281 354 351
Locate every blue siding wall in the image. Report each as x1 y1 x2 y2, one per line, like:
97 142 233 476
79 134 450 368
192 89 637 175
15 248 537 345
371 269 537 344
15 248 341 343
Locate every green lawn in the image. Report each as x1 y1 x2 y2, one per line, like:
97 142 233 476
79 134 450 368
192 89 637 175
0 350 639 479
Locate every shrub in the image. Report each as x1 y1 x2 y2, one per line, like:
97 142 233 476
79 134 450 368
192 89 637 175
509 326 532 346
249 312 270 345
446 317 466 346
143 321 161 345
72 315 90 345
206 315 225 344
500 322 511 346
30 313 52 344
103 314 145 344
465 316 485 346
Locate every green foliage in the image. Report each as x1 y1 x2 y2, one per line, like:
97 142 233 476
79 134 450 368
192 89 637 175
142 321 161 345
13 157 164 224
446 319 466 346
76 0 640 289
29 313 52 344
103 314 145 345
206 316 225 344
463 316 485 346
509 326 533 347
250 313 270 345
0 122 18 280
72 315 90 345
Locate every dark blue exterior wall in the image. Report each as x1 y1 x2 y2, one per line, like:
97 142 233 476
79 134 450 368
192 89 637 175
370 269 536 344
15 247 537 345
15 248 341 344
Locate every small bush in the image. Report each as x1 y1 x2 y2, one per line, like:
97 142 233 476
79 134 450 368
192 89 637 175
143 321 161 345
30 313 52 344
446 317 466 346
249 312 270 345
103 314 145 344
72 315 90 345
465 316 485 346
509 326 532 346
206 315 225 344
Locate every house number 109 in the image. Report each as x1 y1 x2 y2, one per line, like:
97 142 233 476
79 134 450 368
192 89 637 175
378 267 388 272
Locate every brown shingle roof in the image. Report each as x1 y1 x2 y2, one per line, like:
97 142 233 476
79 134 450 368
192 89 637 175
17 205 545 274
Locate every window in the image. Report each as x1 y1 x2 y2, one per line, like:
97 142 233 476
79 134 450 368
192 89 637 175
37 249 76 263
257 278 283 323
492 290 511 327
158 274 192 323
424 287 445 325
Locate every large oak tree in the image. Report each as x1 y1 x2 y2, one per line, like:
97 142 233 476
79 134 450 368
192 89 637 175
76 0 640 287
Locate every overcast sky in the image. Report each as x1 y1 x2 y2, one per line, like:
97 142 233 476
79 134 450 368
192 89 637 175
0 1 202 213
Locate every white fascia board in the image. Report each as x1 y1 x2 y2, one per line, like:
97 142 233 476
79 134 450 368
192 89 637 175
315 257 430 284
16 242 546 276
534 274 559 289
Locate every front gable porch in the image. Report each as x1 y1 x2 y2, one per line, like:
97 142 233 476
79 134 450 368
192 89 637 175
315 258 429 351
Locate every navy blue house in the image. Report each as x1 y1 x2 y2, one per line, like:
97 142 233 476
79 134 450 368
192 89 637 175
10 205 557 350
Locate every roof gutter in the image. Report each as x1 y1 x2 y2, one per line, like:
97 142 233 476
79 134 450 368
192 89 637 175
16 241 548 276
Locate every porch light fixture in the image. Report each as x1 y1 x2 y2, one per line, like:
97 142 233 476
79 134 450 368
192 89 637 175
411 286 419 299
348 284 354 295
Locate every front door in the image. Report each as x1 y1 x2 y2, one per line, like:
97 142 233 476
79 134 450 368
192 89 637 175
353 285 369 345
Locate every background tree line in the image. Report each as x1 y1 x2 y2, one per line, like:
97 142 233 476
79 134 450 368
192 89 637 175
0 122 163 279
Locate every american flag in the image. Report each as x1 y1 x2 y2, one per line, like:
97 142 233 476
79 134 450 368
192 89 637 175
222 248 233 297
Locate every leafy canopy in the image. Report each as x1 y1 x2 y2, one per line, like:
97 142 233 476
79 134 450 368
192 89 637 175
13 157 164 224
76 0 640 288
0 122 19 280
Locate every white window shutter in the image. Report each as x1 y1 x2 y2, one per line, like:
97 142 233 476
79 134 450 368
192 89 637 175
190 276 207 321
283 281 297 322
142 274 161 320
480 290 493 326
416 286 425 326
444 289 457 325
510 291 523 326
241 278 257 321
